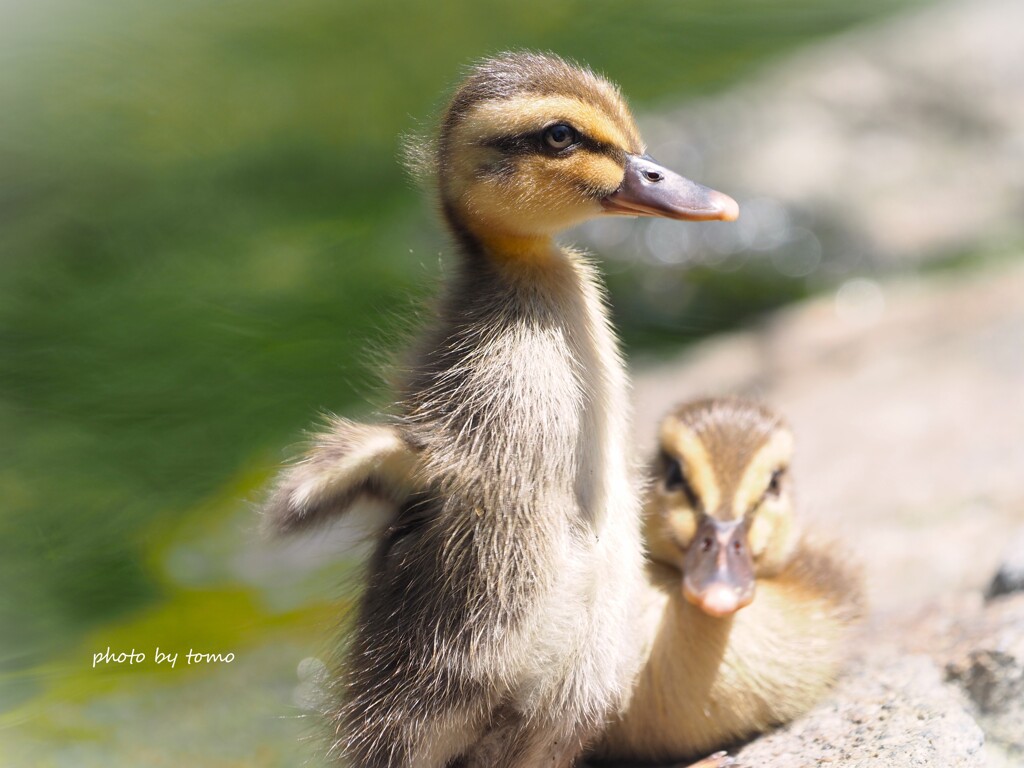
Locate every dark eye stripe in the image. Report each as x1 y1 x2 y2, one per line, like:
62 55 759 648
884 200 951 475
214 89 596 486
764 468 785 500
750 467 787 515
661 451 702 512
580 136 625 162
481 129 624 162
482 133 535 154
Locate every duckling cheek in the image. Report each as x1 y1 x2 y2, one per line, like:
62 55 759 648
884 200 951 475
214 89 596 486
748 504 796 575
471 159 605 234
541 155 624 225
574 154 626 197
747 513 772 559
665 507 697 548
461 176 573 237
513 156 613 219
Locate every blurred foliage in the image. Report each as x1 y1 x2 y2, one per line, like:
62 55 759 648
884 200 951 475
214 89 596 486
0 0 920 703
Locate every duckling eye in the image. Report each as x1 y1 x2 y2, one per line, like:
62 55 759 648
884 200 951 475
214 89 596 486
663 455 701 509
766 468 785 498
664 458 685 492
543 123 578 151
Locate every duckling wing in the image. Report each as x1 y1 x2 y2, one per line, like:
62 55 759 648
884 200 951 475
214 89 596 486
261 418 420 535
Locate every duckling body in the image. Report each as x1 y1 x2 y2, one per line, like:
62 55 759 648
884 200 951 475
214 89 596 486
264 53 737 768
592 399 862 764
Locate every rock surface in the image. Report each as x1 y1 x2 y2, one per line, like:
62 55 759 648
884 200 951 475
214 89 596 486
987 528 1024 600
724 596 1024 768
942 595 1024 760
734 655 986 768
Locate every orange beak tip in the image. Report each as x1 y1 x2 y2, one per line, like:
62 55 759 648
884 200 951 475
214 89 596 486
696 584 741 618
711 191 740 222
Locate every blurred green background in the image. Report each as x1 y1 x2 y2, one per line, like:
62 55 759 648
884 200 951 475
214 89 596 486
0 0 940 764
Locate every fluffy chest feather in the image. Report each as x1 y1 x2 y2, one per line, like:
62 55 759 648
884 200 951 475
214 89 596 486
399 247 644 715
404 249 632 525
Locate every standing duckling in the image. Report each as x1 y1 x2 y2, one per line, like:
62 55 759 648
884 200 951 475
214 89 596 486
592 398 863 765
264 52 737 768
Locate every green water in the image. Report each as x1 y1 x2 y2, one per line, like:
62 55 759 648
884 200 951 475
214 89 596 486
0 0 921 762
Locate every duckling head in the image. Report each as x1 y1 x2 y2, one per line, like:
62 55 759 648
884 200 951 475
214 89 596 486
434 52 738 252
646 398 798 618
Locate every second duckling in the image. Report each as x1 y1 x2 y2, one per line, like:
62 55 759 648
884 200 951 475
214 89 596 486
592 398 863 764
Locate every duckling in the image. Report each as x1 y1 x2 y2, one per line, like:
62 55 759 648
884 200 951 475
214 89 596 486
264 52 738 768
592 398 863 765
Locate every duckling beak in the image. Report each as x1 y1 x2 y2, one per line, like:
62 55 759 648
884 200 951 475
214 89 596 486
682 518 755 618
601 154 739 222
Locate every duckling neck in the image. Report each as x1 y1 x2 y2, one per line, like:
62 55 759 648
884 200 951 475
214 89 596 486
477 231 557 266
444 206 559 267
398 216 644 711
402 208 642 541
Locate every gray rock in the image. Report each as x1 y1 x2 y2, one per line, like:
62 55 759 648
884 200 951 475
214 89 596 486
734 655 986 768
945 594 1024 757
987 526 1024 600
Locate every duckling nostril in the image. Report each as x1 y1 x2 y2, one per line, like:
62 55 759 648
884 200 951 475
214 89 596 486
641 169 664 183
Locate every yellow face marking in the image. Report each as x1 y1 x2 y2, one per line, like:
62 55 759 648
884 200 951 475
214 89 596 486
732 428 794 518
736 428 796 570
644 501 694 570
570 152 625 188
451 94 641 155
658 420 720 515
664 507 697 548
